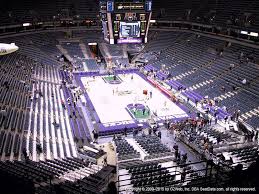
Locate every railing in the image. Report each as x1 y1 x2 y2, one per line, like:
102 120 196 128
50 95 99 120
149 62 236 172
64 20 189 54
116 160 233 193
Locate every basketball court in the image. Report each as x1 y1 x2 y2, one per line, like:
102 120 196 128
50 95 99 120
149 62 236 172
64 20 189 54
81 73 188 125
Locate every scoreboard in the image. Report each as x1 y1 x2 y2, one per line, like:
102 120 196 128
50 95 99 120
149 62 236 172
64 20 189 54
99 0 152 44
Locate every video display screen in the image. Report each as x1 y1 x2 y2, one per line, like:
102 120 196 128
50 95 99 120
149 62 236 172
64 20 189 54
119 22 140 38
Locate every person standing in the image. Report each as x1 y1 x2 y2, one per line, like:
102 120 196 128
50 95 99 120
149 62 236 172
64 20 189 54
217 134 221 144
124 127 127 137
22 148 29 161
103 156 107 166
195 99 198 107
181 168 186 183
254 131 258 142
147 109 150 116
93 130 98 143
72 110 76 118
174 149 178 160
209 118 212 126
167 120 170 129
236 110 240 121
250 131 255 142
133 106 136 115
148 128 152 135
209 144 214 154
177 151 181 161
182 153 188 164
158 130 162 139
215 116 218 124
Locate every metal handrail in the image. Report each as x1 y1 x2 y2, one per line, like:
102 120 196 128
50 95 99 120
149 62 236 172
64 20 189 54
116 159 235 193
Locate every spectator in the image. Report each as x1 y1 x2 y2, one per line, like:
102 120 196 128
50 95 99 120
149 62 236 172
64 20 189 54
167 120 170 129
236 110 240 121
177 151 181 161
215 115 218 124
72 110 76 117
182 153 188 163
61 100 66 109
181 169 186 182
209 144 214 154
173 143 178 151
204 141 209 150
250 131 255 142
224 115 228 123
254 131 258 142
93 130 98 143
148 128 152 135
158 130 162 139
36 143 43 154
217 135 221 144
124 127 127 137
22 148 29 161
208 118 212 126
103 156 107 166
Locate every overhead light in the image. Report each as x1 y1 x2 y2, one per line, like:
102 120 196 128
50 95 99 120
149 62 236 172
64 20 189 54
240 30 248 35
249 32 258 37
23 23 31 27
88 43 97 45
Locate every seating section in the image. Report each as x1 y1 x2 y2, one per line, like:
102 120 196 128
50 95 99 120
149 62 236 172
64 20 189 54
27 76 78 160
99 43 130 68
220 146 259 169
245 116 259 128
142 32 259 128
124 162 204 189
59 41 100 72
0 158 90 183
84 59 99 71
56 165 115 194
0 157 114 194
184 127 240 149
0 53 34 160
62 42 84 59
0 36 92 161
134 135 172 159
3 33 64 67
230 147 258 164
114 138 140 161
127 163 176 188
60 71 92 140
